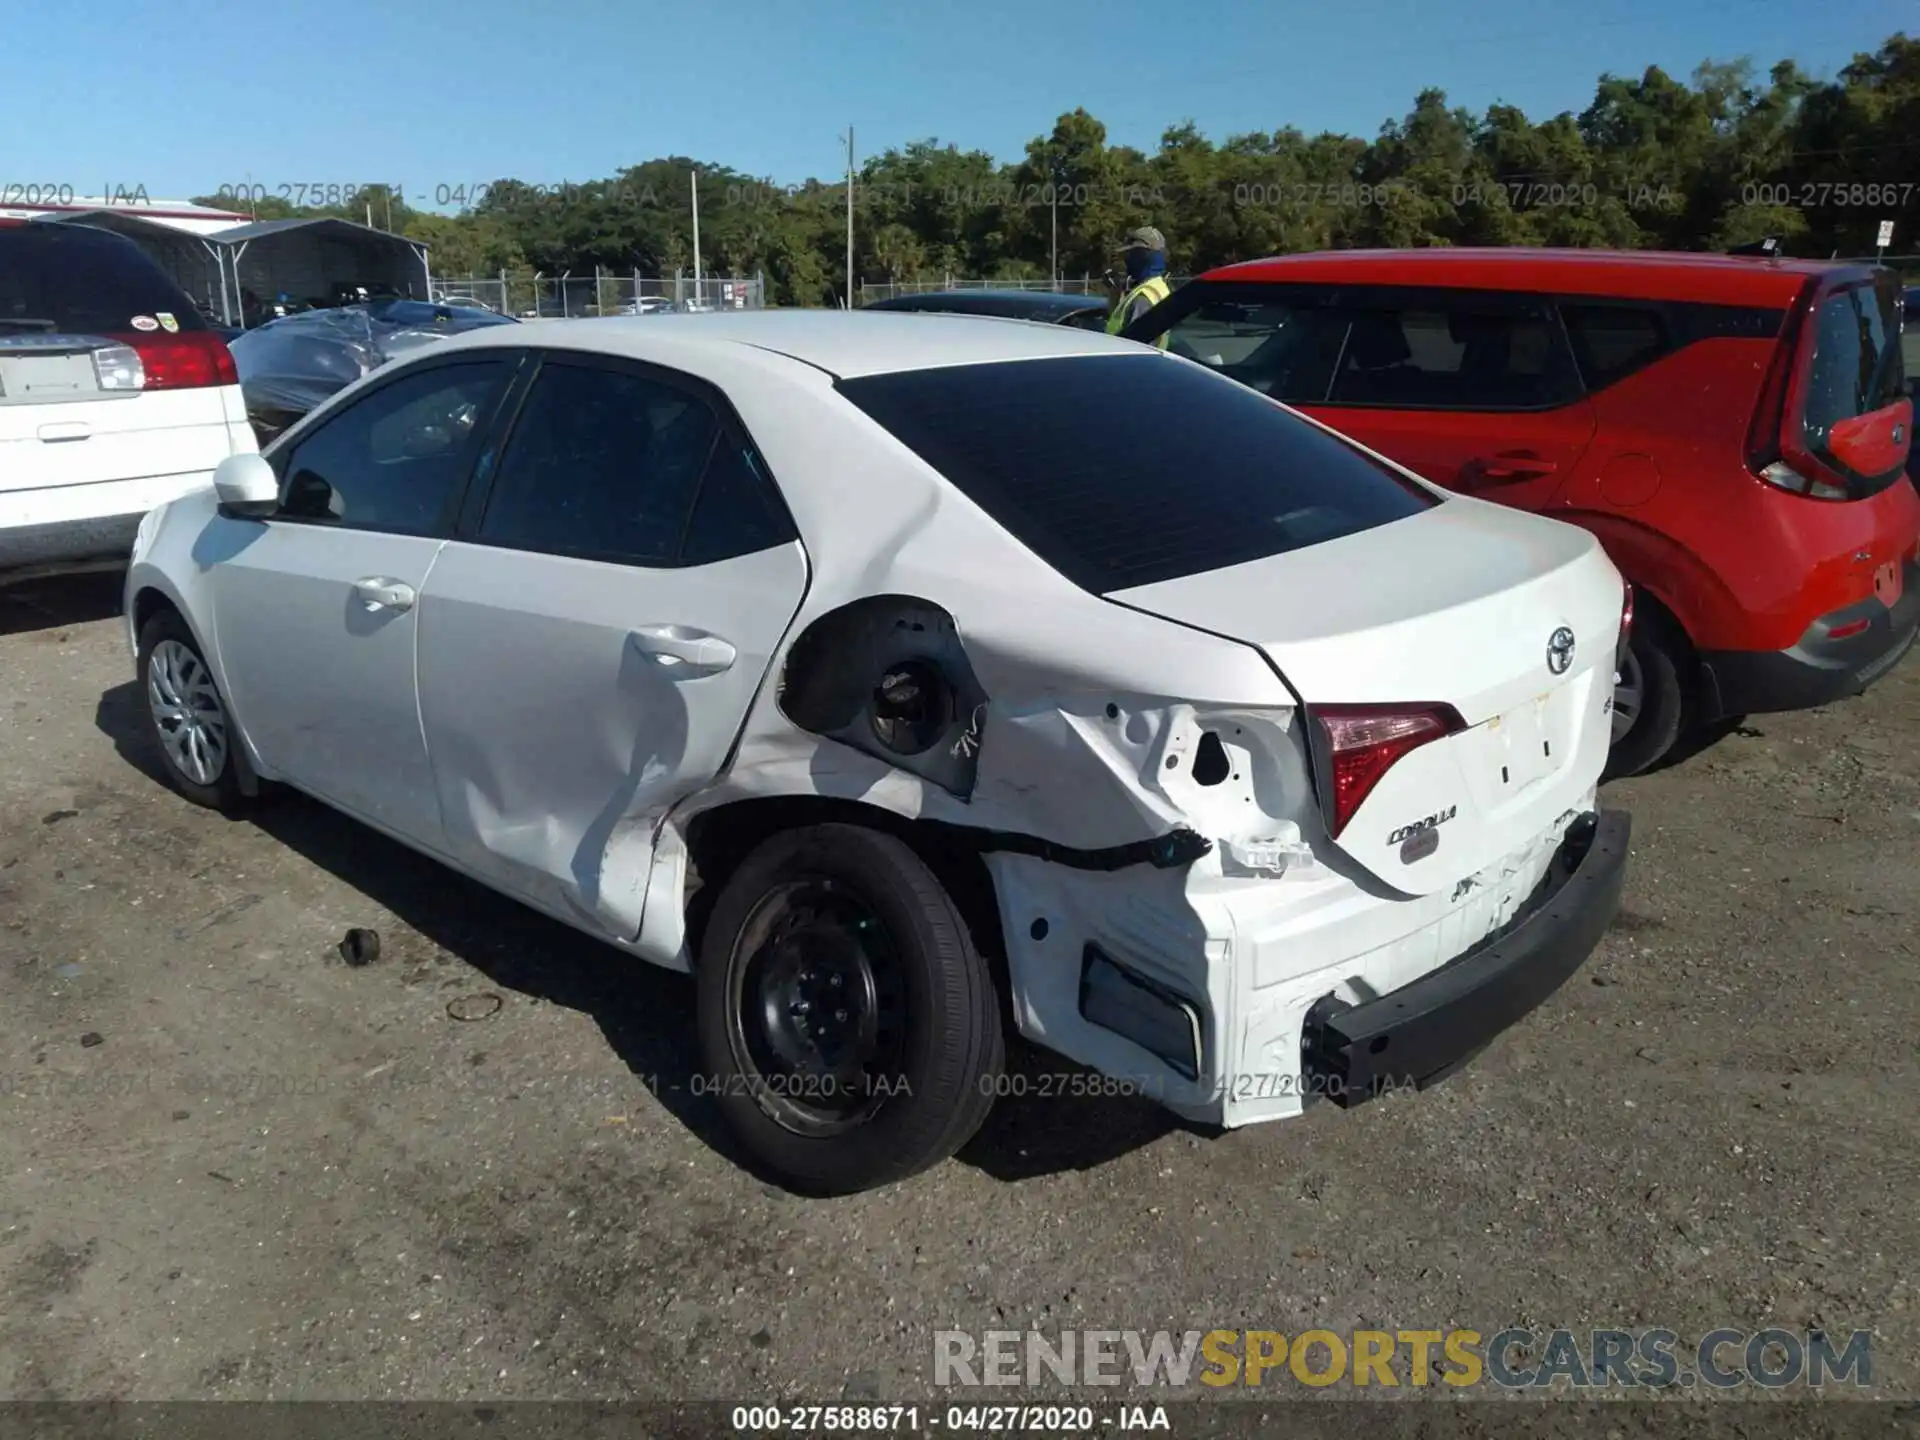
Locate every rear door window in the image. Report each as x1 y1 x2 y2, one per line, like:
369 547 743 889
1327 297 1582 410
475 357 796 567
0 224 206 335
1160 294 1349 403
837 352 1437 594
479 360 718 565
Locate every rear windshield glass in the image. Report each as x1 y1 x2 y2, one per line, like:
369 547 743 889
837 353 1438 594
1803 276 1906 437
0 224 206 335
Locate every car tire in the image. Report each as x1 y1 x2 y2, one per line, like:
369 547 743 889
136 609 246 812
695 822 1005 1195
1603 620 1687 780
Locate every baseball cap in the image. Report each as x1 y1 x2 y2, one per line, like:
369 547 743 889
1119 225 1166 253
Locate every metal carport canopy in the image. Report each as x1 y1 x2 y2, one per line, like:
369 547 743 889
32 210 235 322
207 217 431 325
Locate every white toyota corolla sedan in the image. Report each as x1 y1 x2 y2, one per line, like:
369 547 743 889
124 311 1632 1194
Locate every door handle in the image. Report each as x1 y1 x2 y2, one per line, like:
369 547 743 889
352 576 416 613
628 624 736 676
37 421 90 443
1470 451 1559 481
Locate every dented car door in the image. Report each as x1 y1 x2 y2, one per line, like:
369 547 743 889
414 354 807 936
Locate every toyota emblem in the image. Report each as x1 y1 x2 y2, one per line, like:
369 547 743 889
1547 626 1576 675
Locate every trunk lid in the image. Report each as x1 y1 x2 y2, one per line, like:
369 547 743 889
1110 497 1624 894
0 339 239 492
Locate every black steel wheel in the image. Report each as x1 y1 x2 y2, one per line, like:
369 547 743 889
695 823 1004 1195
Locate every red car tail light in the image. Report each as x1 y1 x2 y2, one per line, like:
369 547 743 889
1315 703 1465 839
93 331 238 391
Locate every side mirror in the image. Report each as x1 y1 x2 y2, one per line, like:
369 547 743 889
213 453 280 519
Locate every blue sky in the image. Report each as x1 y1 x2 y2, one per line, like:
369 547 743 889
0 0 1907 206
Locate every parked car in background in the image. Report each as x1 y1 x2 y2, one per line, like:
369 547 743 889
228 298 517 444
865 288 1109 330
1902 285 1918 385
125 312 1628 1193
1128 250 1920 777
1 220 254 582
618 297 674 316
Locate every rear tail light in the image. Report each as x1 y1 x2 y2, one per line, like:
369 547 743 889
1754 459 1848 500
1315 703 1465 839
93 331 238 391
1744 287 1832 498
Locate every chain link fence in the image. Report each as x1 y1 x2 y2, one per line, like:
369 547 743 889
857 276 1194 305
429 270 765 318
858 277 1110 304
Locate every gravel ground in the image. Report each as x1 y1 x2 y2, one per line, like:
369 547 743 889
0 571 1915 1413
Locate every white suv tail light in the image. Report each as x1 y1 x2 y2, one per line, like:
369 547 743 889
91 342 146 391
92 333 237 392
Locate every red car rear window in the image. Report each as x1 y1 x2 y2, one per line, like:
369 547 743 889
1799 274 1910 489
1804 277 1906 435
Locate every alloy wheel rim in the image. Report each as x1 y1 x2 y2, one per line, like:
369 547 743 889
148 639 229 786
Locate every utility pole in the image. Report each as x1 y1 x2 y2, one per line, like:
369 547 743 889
844 126 855 309
691 167 703 300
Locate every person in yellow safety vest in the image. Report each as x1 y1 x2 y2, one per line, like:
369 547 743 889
1105 226 1172 347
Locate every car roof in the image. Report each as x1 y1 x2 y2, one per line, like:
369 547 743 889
427 309 1137 379
1203 248 1873 305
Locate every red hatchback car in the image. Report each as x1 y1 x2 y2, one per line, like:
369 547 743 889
1126 249 1919 775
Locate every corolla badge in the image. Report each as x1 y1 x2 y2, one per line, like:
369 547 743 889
1547 626 1576 676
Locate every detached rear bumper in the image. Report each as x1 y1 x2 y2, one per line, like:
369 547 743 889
1302 809 1630 1104
1697 561 1920 719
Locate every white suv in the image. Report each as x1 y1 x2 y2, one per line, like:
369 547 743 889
0 222 255 582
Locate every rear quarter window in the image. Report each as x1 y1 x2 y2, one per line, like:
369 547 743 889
0 224 206 334
836 353 1438 594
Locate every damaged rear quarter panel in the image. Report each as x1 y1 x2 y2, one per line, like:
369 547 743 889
649 362 1315 974
667 361 1303 849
